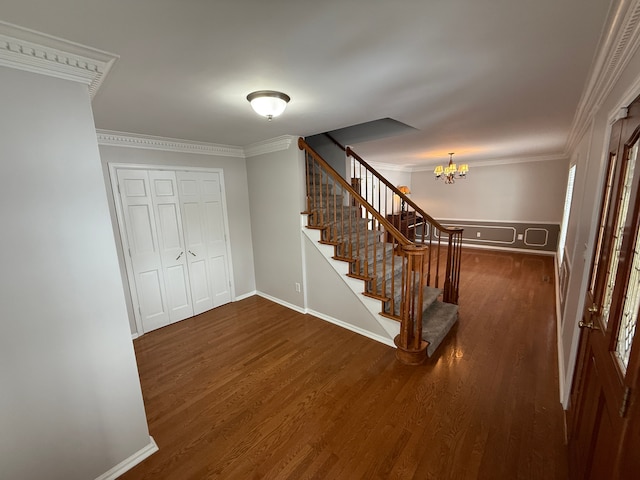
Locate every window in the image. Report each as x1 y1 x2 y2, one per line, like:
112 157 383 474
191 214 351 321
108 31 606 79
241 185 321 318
558 165 577 264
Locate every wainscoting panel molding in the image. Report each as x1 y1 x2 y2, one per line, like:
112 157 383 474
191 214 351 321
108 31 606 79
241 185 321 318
426 219 560 252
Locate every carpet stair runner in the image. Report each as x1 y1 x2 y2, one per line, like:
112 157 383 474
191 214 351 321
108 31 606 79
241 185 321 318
308 178 458 357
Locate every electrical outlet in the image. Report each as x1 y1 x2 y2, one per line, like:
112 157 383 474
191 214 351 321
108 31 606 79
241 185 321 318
517 233 524 241
295 282 301 293
476 232 481 238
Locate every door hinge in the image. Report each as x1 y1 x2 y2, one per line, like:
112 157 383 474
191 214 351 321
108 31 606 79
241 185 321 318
138 306 142 317
620 386 631 417
128 248 132 258
117 183 121 194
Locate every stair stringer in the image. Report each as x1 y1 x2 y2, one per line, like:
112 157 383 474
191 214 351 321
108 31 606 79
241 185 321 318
302 222 400 346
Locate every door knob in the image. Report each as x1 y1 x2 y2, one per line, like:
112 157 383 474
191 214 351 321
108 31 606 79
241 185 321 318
176 251 184 260
189 250 196 257
588 304 599 314
579 321 600 330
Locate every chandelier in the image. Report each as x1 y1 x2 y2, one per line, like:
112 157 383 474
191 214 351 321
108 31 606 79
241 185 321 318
434 152 469 184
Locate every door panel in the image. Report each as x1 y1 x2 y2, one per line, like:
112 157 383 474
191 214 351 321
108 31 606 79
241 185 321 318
149 170 194 323
165 264 191 312
210 255 231 303
138 270 166 320
128 205 156 254
178 173 214 315
201 173 231 305
116 169 171 332
568 96 640 479
116 168 232 332
157 204 182 250
177 171 232 311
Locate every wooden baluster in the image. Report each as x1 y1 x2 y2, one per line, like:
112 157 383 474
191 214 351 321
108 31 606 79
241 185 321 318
394 244 428 365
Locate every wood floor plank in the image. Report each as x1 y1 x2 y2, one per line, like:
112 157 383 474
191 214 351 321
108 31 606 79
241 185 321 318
119 249 568 480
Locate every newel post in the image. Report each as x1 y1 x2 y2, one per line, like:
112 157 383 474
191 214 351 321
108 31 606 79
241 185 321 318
394 244 428 365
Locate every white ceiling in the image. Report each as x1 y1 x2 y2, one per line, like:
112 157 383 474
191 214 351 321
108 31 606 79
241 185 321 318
1 0 613 167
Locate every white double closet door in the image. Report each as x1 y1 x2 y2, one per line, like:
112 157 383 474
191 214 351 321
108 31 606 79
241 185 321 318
115 168 232 333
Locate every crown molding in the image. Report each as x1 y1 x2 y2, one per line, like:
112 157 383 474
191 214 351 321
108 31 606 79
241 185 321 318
368 161 414 173
96 130 245 157
0 21 118 98
567 0 640 152
410 152 567 172
243 135 295 157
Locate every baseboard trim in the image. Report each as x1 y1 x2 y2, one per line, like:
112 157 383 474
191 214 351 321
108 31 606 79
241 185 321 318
255 290 395 348
235 290 257 301
256 291 306 314
457 242 556 256
131 332 140 340
94 436 158 480
307 308 396 348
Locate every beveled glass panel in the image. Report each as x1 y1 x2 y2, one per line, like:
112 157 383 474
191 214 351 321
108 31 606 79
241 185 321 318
602 144 638 327
589 154 617 295
616 227 640 374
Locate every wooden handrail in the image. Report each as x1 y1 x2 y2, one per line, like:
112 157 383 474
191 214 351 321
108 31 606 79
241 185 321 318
346 146 463 237
299 138 410 247
341 142 463 305
300 137 429 364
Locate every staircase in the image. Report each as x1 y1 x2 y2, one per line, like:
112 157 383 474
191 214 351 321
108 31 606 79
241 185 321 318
299 138 463 363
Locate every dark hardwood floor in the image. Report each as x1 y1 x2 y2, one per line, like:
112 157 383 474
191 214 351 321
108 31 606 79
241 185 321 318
120 249 568 480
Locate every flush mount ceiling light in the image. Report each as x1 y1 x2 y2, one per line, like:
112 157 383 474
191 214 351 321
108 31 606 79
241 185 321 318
246 90 290 120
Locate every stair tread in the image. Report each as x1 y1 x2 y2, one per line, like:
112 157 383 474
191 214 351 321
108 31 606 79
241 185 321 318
383 277 441 315
356 254 404 279
422 301 458 357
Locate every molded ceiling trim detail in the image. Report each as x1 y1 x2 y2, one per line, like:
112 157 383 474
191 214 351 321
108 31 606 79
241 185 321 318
243 135 295 157
0 20 118 98
410 153 568 172
567 0 640 152
368 162 414 173
96 130 245 157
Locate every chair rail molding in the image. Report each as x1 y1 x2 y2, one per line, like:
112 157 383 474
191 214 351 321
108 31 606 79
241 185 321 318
0 20 118 98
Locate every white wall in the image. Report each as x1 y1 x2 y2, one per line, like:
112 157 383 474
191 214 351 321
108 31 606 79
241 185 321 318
303 234 397 343
0 66 151 480
98 145 256 335
410 159 569 222
246 139 306 308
